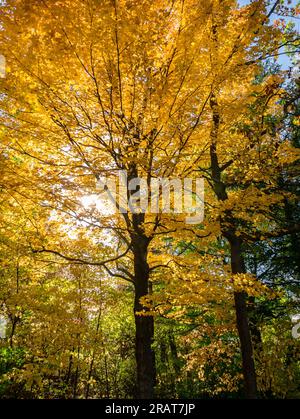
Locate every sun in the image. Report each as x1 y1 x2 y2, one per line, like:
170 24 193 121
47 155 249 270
80 193 115 216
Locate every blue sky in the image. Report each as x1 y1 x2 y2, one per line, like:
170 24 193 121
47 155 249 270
238 0 300 69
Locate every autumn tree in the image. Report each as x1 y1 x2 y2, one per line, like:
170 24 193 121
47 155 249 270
0 0 299 398
196 1 299 398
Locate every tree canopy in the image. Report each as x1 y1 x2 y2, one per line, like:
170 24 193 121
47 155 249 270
0 0 299 399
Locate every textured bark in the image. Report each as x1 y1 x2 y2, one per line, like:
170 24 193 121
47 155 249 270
230 238 258 399
132 235 156 398
169 333 180 374
248 296 263 349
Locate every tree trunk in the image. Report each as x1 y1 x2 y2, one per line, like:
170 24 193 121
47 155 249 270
248 296 263 349
230 237 258 399
209 86 257 399
169 332 180 375
133 237 156 398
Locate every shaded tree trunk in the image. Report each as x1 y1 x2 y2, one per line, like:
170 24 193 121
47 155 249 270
248 296 263 350
132 236 156 398
169 332 180 375
230 237 258 399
